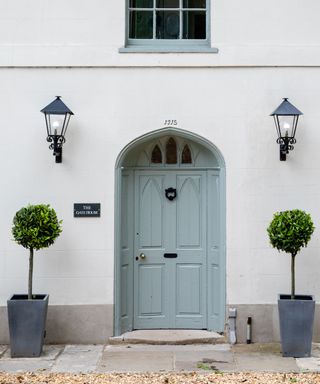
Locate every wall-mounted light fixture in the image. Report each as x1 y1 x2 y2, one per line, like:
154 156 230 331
270 98 303 161
41 96 74 163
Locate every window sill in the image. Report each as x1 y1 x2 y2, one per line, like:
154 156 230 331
119 46 219 54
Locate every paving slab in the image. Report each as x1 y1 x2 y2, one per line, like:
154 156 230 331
295 344 320 372
0 360 54 373
0 342 319 373
232 344 299 372
235 353 299 372
51 345 103 373
1 345 63 361
0 345 63 373
100 344 234 373
174 348 233 363
110 329 225 345
99 350 174 372
175 349 236 372
296 357 320 372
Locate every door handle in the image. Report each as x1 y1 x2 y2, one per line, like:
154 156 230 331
139 253 146 260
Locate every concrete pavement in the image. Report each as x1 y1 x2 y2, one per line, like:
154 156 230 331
1 343 320 373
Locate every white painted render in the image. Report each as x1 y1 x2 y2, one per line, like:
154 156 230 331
1 1 320 312
1 0 320 67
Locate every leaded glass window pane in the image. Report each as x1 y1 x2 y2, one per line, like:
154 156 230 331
129 11 153 39
181 145 192 163
130 0 153 7
183 11 206 39
151 145 163 163
156 0 179 8
166 138 177 164
156 11 180 39
183 0 206 8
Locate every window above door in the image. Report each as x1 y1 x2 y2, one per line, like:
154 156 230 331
120 0 218 53
121 135 219 168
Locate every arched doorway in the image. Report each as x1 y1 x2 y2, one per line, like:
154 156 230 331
114 128 226 336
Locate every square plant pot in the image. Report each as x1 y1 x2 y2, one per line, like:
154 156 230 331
278 294 315 358
7 294 49 357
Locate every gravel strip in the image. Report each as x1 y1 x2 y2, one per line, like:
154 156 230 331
0 373 320 384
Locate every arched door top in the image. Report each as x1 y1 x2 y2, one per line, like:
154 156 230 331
115 127 225 170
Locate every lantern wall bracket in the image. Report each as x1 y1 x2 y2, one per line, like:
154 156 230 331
277 136 297 161
47 135 65 163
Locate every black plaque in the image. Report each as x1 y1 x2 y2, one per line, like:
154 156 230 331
74 203 101 218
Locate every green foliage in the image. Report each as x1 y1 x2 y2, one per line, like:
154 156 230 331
12 204 62 251
196 362 220 372
267 209 314 256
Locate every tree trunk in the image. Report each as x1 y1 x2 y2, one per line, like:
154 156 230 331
28 248 34 300
291 253 296 300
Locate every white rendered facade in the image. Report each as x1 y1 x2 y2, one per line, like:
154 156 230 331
0 0 320 342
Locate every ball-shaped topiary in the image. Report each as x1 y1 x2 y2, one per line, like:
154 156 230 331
12 204 62 299
267 209 314 299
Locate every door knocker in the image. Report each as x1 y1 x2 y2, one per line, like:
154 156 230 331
165 187 177 201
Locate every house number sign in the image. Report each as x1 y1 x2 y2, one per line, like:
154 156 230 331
74 203 101 218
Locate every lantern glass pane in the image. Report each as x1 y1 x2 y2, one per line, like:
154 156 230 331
49 114 66 136
277 115 295 138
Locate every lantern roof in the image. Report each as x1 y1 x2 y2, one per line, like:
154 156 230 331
270 98 303 116
41 96 74 115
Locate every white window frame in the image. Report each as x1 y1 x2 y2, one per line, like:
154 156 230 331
120 0 218 53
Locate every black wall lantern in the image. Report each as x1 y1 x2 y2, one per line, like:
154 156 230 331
270 98 303 161
41 96 74 163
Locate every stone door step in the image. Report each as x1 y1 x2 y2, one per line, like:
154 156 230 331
109 330 226 345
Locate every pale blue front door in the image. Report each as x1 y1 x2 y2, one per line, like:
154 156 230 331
134 170 207 329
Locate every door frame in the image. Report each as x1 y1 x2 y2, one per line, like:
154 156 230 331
114 127 226 336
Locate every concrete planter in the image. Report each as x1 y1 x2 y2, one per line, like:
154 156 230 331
278 294 315 358
7 294 49 357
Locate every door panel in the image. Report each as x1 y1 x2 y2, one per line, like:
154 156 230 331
134 170 207 329
138 264 165 315
176 264 201 314
177 175 201 248
140 177 163 248
121 265 129 317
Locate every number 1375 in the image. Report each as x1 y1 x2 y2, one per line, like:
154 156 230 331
164 120 178 126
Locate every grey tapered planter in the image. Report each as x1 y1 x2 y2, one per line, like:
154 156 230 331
278 294 315 358
7 294 49 357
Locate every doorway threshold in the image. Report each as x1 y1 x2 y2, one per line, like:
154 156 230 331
109 330 226 345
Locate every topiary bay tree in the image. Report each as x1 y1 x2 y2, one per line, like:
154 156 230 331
267 209 314 300
12 204 62 300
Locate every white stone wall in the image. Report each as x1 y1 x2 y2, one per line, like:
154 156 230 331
0 67 320 307
1 0 320 67
0 0 320 310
